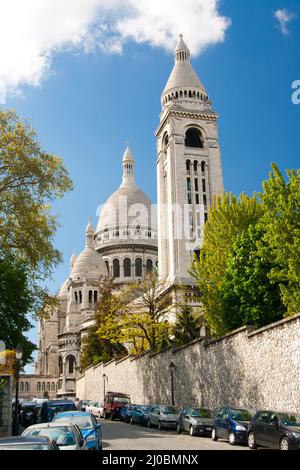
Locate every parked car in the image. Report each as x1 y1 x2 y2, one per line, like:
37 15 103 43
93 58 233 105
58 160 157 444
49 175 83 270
91 402 104 419
0 436 59 451
177 407 214 437
212 406 252 445
104 392 130 420
78 400 90 412
248 410 300 450
130 405 152 426
85 401 94 413
120 404 136 423
22 422 85 450
40 400 77 423
20 402 42 428
148 405 179 430
52 411 102 450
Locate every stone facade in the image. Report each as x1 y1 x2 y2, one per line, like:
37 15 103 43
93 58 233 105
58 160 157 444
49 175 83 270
18 374 59 401
0 375 13 437
77 314 300 414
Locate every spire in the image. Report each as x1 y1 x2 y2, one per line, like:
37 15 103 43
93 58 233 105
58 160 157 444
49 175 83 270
174 34 190 63
121 145 136 188
85 218 95 249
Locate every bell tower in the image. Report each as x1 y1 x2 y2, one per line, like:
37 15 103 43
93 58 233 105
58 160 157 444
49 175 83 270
156 35 224 285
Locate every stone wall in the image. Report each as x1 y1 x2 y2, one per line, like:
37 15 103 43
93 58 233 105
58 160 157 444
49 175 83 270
0 375 13 437
76 314 300 414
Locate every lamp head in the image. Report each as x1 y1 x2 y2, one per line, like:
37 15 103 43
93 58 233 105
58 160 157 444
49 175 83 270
15 345 23 361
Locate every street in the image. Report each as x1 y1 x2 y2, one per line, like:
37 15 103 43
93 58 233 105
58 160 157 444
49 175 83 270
100 420 248 451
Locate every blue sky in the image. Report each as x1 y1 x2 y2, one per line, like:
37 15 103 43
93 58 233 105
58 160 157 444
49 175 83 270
0 0 299 371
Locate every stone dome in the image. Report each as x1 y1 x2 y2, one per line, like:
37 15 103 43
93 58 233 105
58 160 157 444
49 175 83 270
58 279 68 299
71 220 107 280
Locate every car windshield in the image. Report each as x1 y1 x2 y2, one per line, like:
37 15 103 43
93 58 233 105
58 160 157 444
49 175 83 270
53 415 93 430
24 427 76 446
0 444 50 450
278 413 300 426
191 409 212 418
112 397 130 403
231 409 252 421
162 406 179 415
141 406 151 413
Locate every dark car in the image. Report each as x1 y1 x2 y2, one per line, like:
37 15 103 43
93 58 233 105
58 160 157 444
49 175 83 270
212 406 252 445
177 408 214 437
41 400 77 423
248 410 300 450
130 405 152 426
0 436 59 450
120 404 135 422
20 402 42 428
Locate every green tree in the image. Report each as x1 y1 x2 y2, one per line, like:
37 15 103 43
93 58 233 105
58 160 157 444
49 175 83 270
172 305 201 346
219 225 285 331
81 279 127 370
0 109 73 365
0 255 36 364
258 164 300 315
192 193 263 335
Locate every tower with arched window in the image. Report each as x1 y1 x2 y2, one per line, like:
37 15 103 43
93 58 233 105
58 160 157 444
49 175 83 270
156 35 224 285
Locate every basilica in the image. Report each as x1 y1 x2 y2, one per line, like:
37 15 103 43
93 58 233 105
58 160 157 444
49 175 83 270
35 35 224 398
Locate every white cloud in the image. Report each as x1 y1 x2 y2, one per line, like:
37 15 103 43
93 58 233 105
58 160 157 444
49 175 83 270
0 0 230 94
274 8 296 35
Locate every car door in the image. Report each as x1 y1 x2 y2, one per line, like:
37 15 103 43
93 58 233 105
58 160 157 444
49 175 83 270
183 408 191 432
263 413 282 448
216 407 229 438
253 412 271 446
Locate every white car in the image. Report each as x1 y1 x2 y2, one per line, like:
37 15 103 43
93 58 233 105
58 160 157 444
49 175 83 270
22 422 85 450
85 401 94 413
91 402 104 418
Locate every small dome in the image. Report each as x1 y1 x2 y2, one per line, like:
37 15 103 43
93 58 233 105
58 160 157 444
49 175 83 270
58 279 69 299
71 247 107 280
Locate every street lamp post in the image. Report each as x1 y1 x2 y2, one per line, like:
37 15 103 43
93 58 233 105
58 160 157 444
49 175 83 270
169 362 176 407
103 373 107 402
12 345 23 436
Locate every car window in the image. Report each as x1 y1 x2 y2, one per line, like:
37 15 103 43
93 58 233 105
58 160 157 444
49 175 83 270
24 426 76 446
269 414 279 424
161 406 179 415
278 413 300 426
191 408 213 418
230 408 252 421
53 415 93 430
257 412 271 424
217 408 225 418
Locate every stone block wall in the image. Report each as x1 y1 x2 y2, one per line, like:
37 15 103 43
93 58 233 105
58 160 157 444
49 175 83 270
76 314 300 414
0 375 13 437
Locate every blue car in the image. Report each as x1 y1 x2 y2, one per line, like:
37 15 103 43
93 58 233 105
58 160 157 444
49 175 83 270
212 406 252 446
120 404 135 423
51 411 102 450
130 405 152 426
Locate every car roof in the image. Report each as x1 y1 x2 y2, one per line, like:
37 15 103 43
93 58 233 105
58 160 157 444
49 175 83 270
54 411 92 417
46 400 75 404
0 436 51 445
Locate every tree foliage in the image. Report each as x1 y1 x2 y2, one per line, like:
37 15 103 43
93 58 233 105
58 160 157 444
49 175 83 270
192 164 300 337
172 305 201 346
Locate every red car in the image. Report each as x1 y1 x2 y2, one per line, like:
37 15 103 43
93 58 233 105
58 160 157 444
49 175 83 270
103 392 130 420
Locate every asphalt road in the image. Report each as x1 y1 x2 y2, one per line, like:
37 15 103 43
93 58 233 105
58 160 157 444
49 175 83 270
100 419 248 451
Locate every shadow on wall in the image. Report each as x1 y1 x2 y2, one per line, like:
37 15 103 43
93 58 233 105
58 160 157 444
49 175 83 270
137 330 263 413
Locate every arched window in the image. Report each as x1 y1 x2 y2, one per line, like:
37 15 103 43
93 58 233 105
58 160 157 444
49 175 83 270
25 382 29 392
20 382 24 392
42 382 45 392
75 291 78 302
37 382 41 392
51 382 55 391
124 258 131 277
105 260 110 276
47 382 50 391
186 160 191 172
89 290 93 304
67 356 75 374
146 259 153 273
79 291 82 304
135 258 143 278
201 161 206 173
94 291 98 304
162 132 169 150
113 259 120 278
59 356 63 375
194 161 198 172
185 128 204 148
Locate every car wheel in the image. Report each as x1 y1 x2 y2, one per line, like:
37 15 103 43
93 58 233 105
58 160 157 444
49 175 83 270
110 413 114 421
147 419 152 428
248 432 257 450
190 426 195 437
229 431 236 446
158 421 163 431
280 437 289 451
212 427 218 441
176 423 181 434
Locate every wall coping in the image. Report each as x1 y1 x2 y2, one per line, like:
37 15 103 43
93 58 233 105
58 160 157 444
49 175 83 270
247 313 300 338
203 326 253 347
115 355 131 365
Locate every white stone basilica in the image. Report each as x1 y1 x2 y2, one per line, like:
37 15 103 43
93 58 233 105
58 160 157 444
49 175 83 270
37 35 223 397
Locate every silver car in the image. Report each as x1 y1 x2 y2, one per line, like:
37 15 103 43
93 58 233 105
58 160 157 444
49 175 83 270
22 422 85 450
177 408 214 437
148 405 179 430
